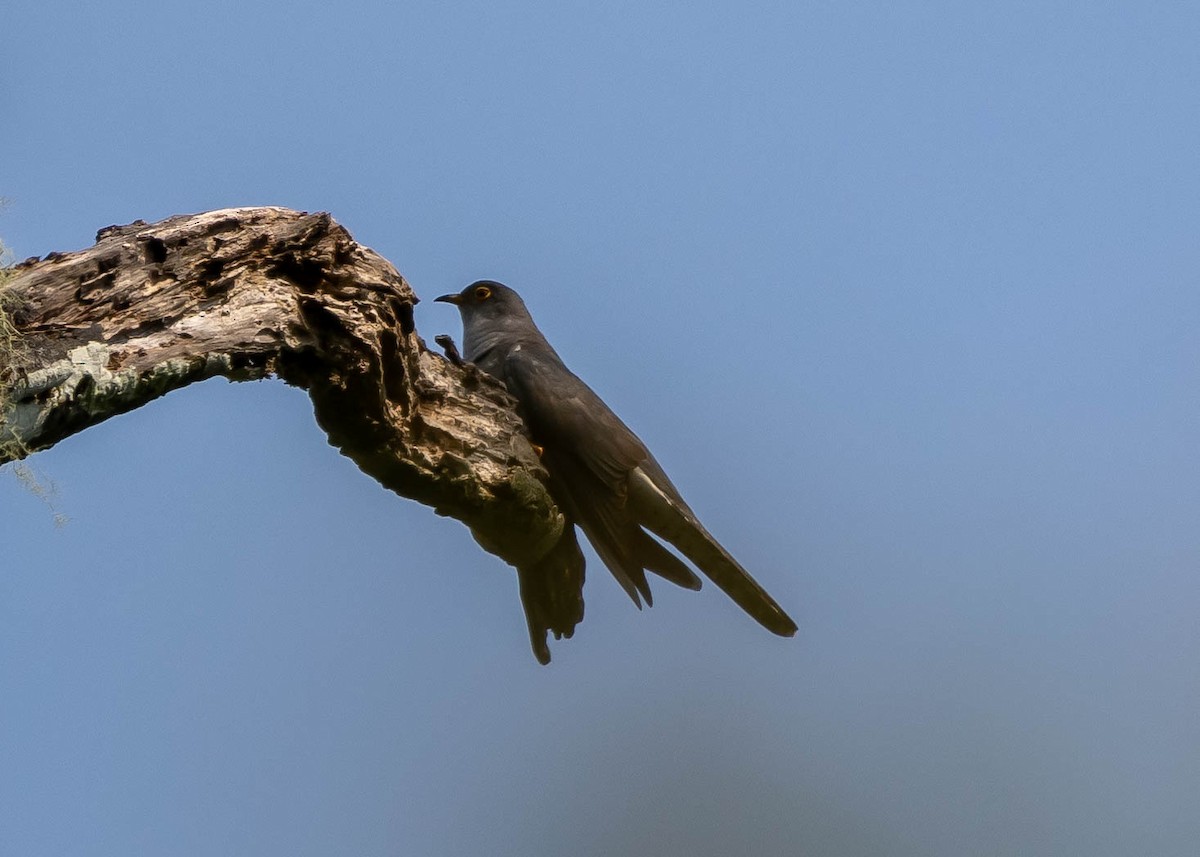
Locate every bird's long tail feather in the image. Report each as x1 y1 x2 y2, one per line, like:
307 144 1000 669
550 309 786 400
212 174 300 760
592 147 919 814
626 466 797 637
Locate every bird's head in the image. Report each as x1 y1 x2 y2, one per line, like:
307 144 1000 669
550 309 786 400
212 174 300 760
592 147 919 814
435 280 535 328
435 279 521 312
435 280 542 359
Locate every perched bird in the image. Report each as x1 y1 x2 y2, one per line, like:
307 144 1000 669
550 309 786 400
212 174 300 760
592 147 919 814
436 280 797 662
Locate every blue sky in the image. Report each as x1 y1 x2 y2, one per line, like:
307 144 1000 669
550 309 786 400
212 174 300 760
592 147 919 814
3 2 1198 854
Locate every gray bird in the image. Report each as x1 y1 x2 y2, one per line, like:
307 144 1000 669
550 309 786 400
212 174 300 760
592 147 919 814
436 280 797 662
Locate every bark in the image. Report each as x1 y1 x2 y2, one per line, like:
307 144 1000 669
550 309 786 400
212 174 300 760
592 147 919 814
0 207 564 568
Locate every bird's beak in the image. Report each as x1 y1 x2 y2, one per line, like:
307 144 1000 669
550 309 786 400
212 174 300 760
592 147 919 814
434 293 463 305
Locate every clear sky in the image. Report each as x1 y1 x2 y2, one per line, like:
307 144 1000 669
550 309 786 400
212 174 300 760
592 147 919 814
3 2 1198 854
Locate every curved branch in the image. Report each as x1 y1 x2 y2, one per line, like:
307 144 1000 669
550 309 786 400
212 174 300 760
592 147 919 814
0 207 563 568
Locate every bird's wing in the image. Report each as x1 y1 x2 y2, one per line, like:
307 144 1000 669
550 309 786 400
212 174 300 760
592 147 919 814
503 347 702 603
503 345 793 637
502 345 646 487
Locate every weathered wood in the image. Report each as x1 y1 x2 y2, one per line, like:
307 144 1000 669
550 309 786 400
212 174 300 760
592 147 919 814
0 207 564 568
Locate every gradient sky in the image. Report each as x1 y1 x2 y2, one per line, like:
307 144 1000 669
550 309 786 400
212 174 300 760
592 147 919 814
3 2 1198 855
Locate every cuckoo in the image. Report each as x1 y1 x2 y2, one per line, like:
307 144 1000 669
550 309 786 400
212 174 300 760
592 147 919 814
437 280 797 662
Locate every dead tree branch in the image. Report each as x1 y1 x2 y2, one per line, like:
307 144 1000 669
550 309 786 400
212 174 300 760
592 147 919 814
0 207 564 568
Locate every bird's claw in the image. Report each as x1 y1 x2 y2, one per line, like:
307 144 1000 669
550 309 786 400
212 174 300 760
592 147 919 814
434 334 465 367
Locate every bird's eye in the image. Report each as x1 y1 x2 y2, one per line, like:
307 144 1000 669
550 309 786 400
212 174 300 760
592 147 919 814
474 285 493 301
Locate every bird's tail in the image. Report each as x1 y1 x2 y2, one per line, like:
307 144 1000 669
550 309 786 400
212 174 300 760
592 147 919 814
516 527 587 664
626 466 797 637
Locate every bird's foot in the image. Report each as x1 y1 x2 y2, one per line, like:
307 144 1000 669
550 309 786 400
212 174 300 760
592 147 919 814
434 334 465 366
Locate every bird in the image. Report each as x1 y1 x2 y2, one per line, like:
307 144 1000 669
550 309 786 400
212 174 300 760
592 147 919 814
436 280 797 662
